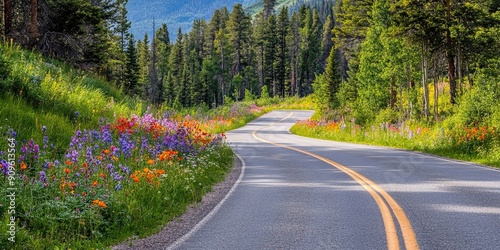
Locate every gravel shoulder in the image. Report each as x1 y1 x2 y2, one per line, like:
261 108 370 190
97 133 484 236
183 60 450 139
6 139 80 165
112 155 243 250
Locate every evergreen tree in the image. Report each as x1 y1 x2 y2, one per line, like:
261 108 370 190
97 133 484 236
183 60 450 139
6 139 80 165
321 15 334 69
313 46 342 111
263 14 277 97
124 34 140 95
263 0 277 19
114 0 131 52
137 33 150 98
155 23 171 103
227 4 252 99
166 28 184 107
275 6 290 97
287 12 302 96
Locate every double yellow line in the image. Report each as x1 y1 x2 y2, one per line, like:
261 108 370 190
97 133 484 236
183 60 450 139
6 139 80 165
252 112 419 250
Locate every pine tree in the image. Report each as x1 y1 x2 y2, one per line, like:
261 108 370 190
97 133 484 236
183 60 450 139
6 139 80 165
321 15 334 69
166 28 184 107
287 12 302 96
137 33 150 98
275 6 290 97
263 0 277 19
124 34 140 95
115 0 131 53
227 4 251 99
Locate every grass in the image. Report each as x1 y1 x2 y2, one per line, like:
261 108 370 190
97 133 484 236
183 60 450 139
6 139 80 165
0 42 143 151
290 117 500 168
0 41 318 249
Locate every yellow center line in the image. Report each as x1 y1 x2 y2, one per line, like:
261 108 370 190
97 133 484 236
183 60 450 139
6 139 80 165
252 112 419 250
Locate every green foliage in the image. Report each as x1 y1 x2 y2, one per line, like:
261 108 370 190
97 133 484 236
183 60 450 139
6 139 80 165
0 43 142 153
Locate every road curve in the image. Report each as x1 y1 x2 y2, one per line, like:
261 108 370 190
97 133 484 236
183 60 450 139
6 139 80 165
168 110 500 250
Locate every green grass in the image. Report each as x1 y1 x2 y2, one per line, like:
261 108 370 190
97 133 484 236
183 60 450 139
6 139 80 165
0 43 235 249
290 117 500 168
0 42 144 152
0 42 319 249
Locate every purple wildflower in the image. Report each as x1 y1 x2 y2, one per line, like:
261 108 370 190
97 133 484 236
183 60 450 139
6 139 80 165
118 134 134 158
0 160 10 175
39 171 47 183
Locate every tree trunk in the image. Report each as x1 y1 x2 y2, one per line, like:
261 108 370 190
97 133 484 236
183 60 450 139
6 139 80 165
446 0 457 104
29 0 39 47
390 79 396 109
433 57 439 119
4 0 12 40
421 41 430 120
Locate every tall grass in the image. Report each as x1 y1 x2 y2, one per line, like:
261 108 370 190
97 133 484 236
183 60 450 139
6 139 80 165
291 118 500 168
0 42 144 151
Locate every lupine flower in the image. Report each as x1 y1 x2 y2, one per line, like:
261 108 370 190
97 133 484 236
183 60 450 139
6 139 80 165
39 171 47 183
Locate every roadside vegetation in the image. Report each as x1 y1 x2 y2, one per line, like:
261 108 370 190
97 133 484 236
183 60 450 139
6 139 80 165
0 43 313 249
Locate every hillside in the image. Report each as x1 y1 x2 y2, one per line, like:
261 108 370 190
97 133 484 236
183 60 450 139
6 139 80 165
127 0 259 40
0 43 142 152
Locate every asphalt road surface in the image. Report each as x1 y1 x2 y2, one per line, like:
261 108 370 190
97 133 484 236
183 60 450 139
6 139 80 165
168 110 500 250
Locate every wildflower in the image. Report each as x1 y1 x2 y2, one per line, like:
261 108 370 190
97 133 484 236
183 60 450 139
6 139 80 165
64 168 71 174
92 199 107 208
82 191 87 196
20 162 27 171
92 181 98 187
115 183 122 191
100 173 106 179
65 160 73 165
42 126 47 133
147 159 155 165
39 171 47 183
130 173 139 183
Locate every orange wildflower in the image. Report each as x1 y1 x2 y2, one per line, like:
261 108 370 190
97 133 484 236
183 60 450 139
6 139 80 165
65 160 73 165
83 163 88 168
82 191 87 196
130 173 139 183
64 168 71 174
93 199 107 208
92 181 98 187
97 155 103 160
146 159 155 165
100 173 106 179
20 162 27 171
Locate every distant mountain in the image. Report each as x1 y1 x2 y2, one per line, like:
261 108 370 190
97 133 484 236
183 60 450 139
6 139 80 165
126 0 328 41
126 0 259 41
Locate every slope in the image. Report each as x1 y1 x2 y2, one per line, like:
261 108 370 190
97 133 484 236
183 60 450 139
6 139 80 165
127 0 259 40
0 42 143 153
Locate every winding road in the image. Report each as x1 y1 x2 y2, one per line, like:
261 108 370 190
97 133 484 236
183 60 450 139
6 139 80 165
168 110 500 250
